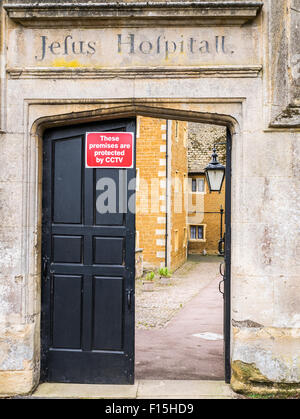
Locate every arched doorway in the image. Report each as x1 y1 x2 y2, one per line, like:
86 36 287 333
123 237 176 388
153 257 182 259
36 105 234 384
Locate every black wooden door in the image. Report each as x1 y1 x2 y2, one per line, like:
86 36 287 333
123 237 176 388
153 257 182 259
41 119 136 384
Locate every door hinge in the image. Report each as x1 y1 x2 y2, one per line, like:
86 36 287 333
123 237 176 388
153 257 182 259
126 289 134 311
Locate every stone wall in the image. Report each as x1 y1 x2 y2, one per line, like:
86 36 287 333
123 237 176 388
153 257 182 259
136 116 168 270
170 120 188 271
188 123 226 173
269 0 300 126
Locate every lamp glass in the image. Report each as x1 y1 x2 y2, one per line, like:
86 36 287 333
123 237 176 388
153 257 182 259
206 169 225 192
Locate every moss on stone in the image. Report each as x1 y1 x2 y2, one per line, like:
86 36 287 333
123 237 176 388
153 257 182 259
232 360 270 384
232 361 300 397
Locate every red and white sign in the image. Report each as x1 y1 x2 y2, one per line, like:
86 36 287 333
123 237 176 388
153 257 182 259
86 132 134 169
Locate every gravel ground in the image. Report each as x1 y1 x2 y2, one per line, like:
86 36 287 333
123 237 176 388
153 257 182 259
135 256 222 329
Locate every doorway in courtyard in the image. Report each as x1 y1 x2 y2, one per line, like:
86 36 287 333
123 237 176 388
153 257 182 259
40 114 231 385
134 117 231 382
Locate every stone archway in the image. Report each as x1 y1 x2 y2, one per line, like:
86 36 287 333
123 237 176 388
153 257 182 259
27 102 237 388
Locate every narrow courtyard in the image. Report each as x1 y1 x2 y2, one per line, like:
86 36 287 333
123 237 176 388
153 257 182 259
135 256 224 380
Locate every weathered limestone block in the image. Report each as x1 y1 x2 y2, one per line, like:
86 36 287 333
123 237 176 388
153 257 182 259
0 370 35 396
0 323 37 396
0 276 23 324
232 326 300 395
269 0 300 127
3 0 263 28
0 228 23 279
290 0 300 106
0 2 5 132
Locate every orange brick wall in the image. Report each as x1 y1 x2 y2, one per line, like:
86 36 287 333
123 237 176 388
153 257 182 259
170 120 188 271
135 116 188 272
135 116 167 270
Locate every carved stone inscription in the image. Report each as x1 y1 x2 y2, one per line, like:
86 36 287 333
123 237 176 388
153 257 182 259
35 33 228 62
8 27 260 68
36 35 97 61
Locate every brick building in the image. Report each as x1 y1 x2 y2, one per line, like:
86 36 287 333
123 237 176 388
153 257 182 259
188 123 226 255
135 117 227 271
136 116 188 273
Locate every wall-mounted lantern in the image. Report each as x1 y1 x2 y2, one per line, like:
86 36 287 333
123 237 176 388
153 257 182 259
205 148 226 193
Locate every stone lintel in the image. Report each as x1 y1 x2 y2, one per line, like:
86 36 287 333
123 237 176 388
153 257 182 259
7 65 263 79
4 1 263 28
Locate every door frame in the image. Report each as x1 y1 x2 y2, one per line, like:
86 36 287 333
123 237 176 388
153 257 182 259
224 127 232 384
30 101 236 385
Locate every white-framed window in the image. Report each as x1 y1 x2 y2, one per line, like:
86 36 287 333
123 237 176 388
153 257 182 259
197 179 205 193
189 225 206 242
191 177 205 193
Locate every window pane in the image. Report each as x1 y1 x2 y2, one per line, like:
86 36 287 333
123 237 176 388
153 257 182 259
190 226 196 239
198 226 204 240
197 179 205 192
192 179 197 192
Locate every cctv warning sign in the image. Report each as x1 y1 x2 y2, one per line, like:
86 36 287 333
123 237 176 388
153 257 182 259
86 132 134 169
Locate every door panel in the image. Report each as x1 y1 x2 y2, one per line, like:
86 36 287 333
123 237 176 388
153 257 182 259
93 237 124 265
52 275 83 349
41 119 136 384
93 276 124 351
53 137 83 224
95 168 125 226
52 236 83 264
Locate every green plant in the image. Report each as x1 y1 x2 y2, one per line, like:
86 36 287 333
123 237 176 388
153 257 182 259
145 271 155 281
158 267 172 278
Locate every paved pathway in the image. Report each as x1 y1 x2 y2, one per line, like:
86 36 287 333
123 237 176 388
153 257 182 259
136 258 224 380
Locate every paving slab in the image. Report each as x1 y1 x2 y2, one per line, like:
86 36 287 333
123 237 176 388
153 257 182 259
136 396 231 399
137 380 233 399
31 382 138 399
